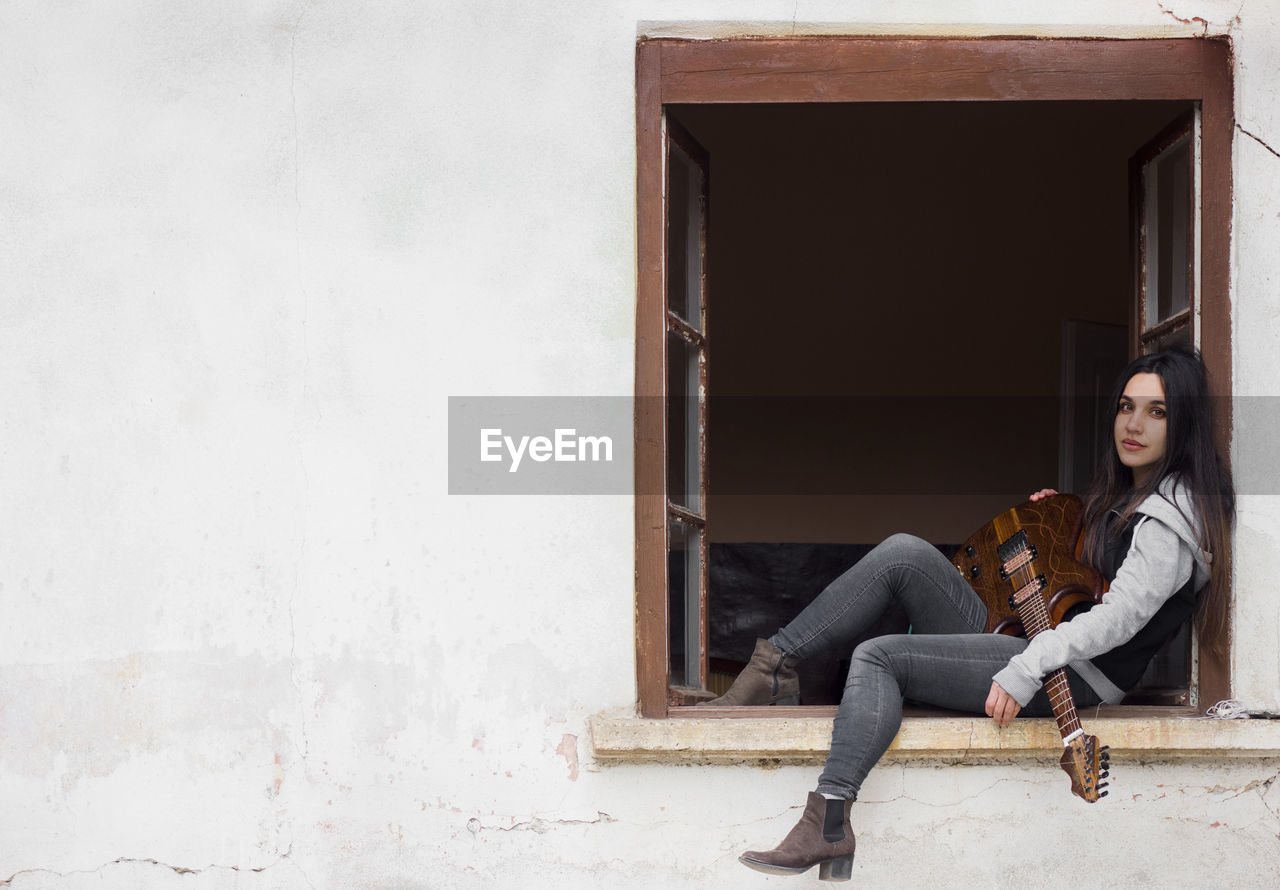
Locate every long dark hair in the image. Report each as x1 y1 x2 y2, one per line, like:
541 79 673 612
1078 345 1235 653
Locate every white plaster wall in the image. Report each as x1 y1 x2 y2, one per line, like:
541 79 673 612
0 1 1277 888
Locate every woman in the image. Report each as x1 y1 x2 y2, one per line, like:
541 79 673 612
709 346 1234 882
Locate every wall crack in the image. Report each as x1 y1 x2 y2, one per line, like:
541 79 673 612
0 849 299 888
1238 124 1280 160
882 776 1036 808
1252 771 1280 820
466 812 615 835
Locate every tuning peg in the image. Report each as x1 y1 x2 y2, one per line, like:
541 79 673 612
1099 790 1108 799
1097 782 1109 792
1100 745 1110 755
1099 770 1110 780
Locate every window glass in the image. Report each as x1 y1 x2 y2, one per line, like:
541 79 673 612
667 519 702 687
666 330 701 512
1143 137 1191 327
666 141 703 328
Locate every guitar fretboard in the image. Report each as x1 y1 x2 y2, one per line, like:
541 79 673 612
995 515 1083 742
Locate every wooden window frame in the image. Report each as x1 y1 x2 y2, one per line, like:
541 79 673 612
634 36 1234 719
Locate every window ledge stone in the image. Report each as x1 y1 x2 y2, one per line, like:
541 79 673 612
588 711 1280 764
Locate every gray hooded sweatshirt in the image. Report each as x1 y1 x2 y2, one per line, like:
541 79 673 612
992 476 1211 706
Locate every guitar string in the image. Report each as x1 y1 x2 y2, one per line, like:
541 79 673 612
1005 544 1082 736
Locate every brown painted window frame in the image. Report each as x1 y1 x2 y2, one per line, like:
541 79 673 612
634 36 1234 719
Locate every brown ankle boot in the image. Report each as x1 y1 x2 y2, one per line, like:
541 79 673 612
739 792 855 881
700 638 799 706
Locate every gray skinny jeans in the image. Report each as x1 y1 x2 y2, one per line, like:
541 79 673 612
770 533 1102 800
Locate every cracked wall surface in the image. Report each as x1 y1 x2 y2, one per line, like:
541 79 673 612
2 1 1280 888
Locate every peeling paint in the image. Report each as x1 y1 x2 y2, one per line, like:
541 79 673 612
556 733 580 781
1156 1 1211 35
272 751 286 798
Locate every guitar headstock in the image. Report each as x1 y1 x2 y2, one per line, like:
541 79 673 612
1059 734 1110 802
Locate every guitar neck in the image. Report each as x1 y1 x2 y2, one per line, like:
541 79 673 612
1017 592 1083 742
1042 668 1083 741
973 501 1110 802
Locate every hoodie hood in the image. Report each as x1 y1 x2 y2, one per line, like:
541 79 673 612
1135 474 1210 591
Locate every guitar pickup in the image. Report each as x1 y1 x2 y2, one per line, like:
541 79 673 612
999 543 1039 579
1008 574 1047 609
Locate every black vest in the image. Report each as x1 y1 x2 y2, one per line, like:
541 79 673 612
1086 512 1200 692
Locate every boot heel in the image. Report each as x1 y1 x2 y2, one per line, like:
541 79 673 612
772 694 800 706
819 855 853 882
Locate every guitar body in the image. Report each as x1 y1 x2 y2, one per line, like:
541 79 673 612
951 493 1111 803
952 494 1105 636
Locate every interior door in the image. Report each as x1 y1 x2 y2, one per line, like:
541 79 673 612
1059 320 1128 495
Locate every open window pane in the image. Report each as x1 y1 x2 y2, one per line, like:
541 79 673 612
1142 136 1192 328
1129 112 1199 704
667 519 702 688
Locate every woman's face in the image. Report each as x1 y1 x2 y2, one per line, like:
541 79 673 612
1114 372 1168 486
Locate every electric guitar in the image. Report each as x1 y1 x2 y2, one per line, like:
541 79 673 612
952 494 1112 803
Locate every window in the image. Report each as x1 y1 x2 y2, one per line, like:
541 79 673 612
634 37 1234 719
1133 111 1197 354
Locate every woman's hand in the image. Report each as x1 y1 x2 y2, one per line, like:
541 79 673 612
1029 488 1058 502
985 681 1021 727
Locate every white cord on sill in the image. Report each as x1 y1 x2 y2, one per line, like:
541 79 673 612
1205 699 1250 718
1204 699 1280 719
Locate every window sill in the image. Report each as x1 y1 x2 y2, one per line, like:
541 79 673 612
589 707 1280 764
